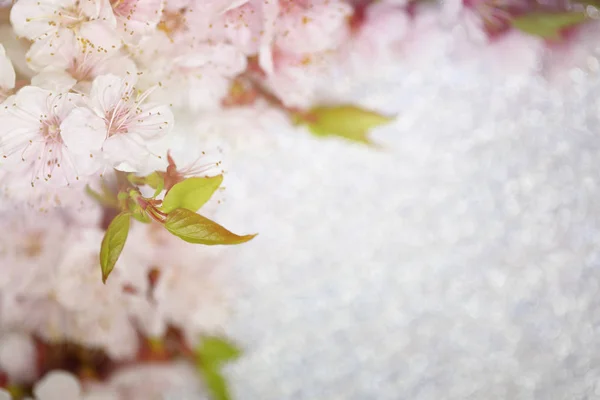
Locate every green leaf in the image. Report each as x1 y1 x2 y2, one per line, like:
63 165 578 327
199 366 231 400
100 212 131 283
86 184 118 208
161 175 223 214
197 336 242 367
147 172 165 198
195 336 242 400
164 208 256 245
511 11 588 39
127 172 165 198
86 185 106 204
128 199 151 223
296 105 393 144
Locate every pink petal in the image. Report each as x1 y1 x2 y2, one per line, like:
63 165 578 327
61 107 107 154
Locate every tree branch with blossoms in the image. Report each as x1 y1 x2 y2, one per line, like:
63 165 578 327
1 0 600 398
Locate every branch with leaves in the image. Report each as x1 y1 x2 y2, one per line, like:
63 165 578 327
90 157 257 284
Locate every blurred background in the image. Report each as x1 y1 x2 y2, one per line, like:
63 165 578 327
208 22 600 400
3 0 600 399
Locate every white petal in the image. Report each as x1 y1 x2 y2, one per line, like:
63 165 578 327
82 390 120 400
257 0 279 75
0 389 11 400
25 31 76 72
34 371 82 400
0 333 36 383
0 25 35 79
102 133 150 172
0 44 15 91
61 107 107 154
0 87 48 165
31 70 77 92
129 103 174 140
221 0 249 13
89 74 134 117
9 0 54 39
11 86 53 118
79 20 122 53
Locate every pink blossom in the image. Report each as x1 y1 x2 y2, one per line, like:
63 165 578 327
29 35 137 92
10 0 121 69
274 0 352 55
443 0 531 39
0 87 102 186
103 361 203 400
220 0 279 73
0 333 36 384
134 32 247 111
0 45 15 105
109 0 164 43
34 371 84 400
60 74 174 173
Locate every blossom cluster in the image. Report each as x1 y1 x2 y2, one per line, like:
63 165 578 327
0 0 599 398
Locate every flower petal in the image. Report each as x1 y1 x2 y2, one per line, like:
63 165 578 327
129 103 174 140
31 69 77 92
0 44 15 91
61 107 107 154
33 371 82 400
102 133 150 172
79 20 122 53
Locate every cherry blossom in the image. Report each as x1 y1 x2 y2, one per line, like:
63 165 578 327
0 45 15 105
0 25 35 80
10 0 121 69
29 34 136 92
109 0 164 43
134 32 247 111
0 332 36 384
103 362 205 400
0 86 103 186
219 0 279 74
34 371 84 400
274 0 352 55
50 227 149 360
60 74 174 173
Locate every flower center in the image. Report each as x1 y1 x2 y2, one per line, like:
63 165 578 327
110 0 136 17
106 107 131 137
68 55 94 82
56 3 86 30
41 118 63 144
157 9 187 37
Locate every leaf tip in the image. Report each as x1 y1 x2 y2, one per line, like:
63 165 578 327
239 233 258 243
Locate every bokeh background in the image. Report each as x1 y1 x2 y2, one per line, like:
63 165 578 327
206 23 600 400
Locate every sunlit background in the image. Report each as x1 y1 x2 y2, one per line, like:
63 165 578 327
2 0 600 399
210 24 600 400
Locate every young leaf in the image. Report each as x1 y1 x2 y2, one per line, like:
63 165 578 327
164 208 256 245
128 198 152 223
128 172 165 198
199 366 231 400
197 336 242 368
100 212 131 283
295 105 393 144
86 184 118 208
161 175 223 214
511 11 588 39
147 172 165 198
195 336 242 400
86 185 106 204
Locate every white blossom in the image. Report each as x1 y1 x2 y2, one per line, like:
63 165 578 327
0 87 101 186
61 74 174 173
10 0 121 69
0 45 15 105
